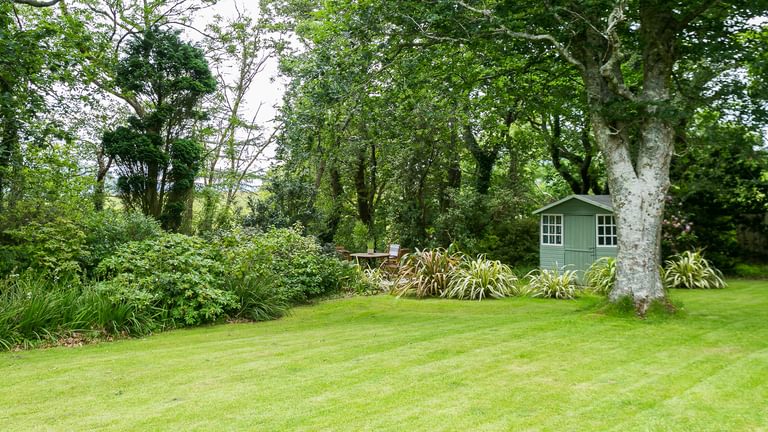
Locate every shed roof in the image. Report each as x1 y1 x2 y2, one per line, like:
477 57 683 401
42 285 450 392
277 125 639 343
532 194 613 214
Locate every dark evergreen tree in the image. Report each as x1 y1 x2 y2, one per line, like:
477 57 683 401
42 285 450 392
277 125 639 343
103 28 216 232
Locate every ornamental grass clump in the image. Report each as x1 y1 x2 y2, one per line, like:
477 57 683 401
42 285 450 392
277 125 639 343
525 267 579 299
664 250 726 289
443 256 517 300
392 248 461 298
584 257 616 296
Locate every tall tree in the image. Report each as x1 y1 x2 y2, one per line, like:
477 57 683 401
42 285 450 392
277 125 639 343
103 28 216 232
444 0 767 311
201 6 281 215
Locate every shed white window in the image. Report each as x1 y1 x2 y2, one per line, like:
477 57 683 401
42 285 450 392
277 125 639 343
596 214 617 246
541 214 563 245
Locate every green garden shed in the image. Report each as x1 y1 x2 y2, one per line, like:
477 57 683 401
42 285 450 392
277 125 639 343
532 195 618 276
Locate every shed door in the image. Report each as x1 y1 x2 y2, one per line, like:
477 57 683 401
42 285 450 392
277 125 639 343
564 215 596 278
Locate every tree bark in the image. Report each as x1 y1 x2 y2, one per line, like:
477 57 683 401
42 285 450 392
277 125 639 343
462 124 498 195
354 150 372 228
319 165 344 244
575 4 677 311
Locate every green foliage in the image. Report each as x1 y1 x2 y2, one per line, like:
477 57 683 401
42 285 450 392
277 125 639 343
222 276 290 322
443 256 517 300
0 141 94 276
242 171 320 233
667 113 768 269
433 188 540 266
584 257 616 296
81 210 163 273
2 218 88 277
104 28 216 231
352 267 386 295
0 271 156 351
97 234 238 326
525 267 580 299
732 263 768 279
217 226 358 305
663 250 727 289
393 248 462 298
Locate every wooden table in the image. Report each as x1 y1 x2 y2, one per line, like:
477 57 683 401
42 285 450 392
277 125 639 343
350 252 391 268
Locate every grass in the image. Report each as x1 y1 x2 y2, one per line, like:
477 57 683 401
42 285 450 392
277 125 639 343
2 281 768 431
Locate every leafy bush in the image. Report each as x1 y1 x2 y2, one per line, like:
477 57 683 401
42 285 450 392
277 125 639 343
443 256 517 300
731 263 768 279
0 210 163 278
525 267 580 299
81 210 163 272
431 188 540 266
222 275 290 322
584 257 616 296
217 227 357 306
392 248 462 298
96 234 238 326
664 250 726 289
353 267 387 295
1 219 88 277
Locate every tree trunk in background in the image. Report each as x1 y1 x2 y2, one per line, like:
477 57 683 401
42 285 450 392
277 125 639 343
0 111 18 213
462 124 498 195
320 165 344 244
354 150 372 228
93 153 112 211
440 121 462 212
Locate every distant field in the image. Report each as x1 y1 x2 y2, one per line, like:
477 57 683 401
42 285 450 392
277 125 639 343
2 281 767 431
104 191 254 214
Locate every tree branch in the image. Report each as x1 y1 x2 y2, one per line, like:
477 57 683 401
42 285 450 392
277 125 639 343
676 0 721 31
456 1 585 71
12 0 60 7
598 0 637 101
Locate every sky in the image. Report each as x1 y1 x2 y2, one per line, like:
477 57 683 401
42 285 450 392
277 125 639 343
193 0 286 127
189 0 288 181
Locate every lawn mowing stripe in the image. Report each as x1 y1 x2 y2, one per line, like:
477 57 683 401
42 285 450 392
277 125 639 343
604 347 768 432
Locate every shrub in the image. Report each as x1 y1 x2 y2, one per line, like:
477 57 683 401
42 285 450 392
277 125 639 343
96 234 238 326
392 248 462 298
443 256 517 300
664 250 726 289
1 219 88 277
81 210 163 272
351 267 387 295
217 227 357 306
584 257 616 296
222 275 291 322
731 263 768 279
525 267 580 299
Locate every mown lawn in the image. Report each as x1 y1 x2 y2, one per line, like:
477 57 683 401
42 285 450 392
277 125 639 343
2 281 767 431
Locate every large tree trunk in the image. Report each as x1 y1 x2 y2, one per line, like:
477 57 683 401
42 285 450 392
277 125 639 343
576 3 677 312
592 114 672 312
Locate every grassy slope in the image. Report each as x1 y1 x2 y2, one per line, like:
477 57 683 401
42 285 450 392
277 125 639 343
2 281 767 431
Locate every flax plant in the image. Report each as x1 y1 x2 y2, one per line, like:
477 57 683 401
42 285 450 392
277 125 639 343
664 250 726 289
525 267 580 299
443 256 517 300
392 248 461 298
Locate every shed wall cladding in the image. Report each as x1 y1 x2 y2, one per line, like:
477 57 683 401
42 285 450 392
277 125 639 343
540 247 565 269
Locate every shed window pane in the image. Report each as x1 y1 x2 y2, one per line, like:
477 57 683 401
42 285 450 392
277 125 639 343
541 214 563 246
596 215 617 247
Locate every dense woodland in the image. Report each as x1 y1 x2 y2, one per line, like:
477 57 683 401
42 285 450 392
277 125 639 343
1 0 768 345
